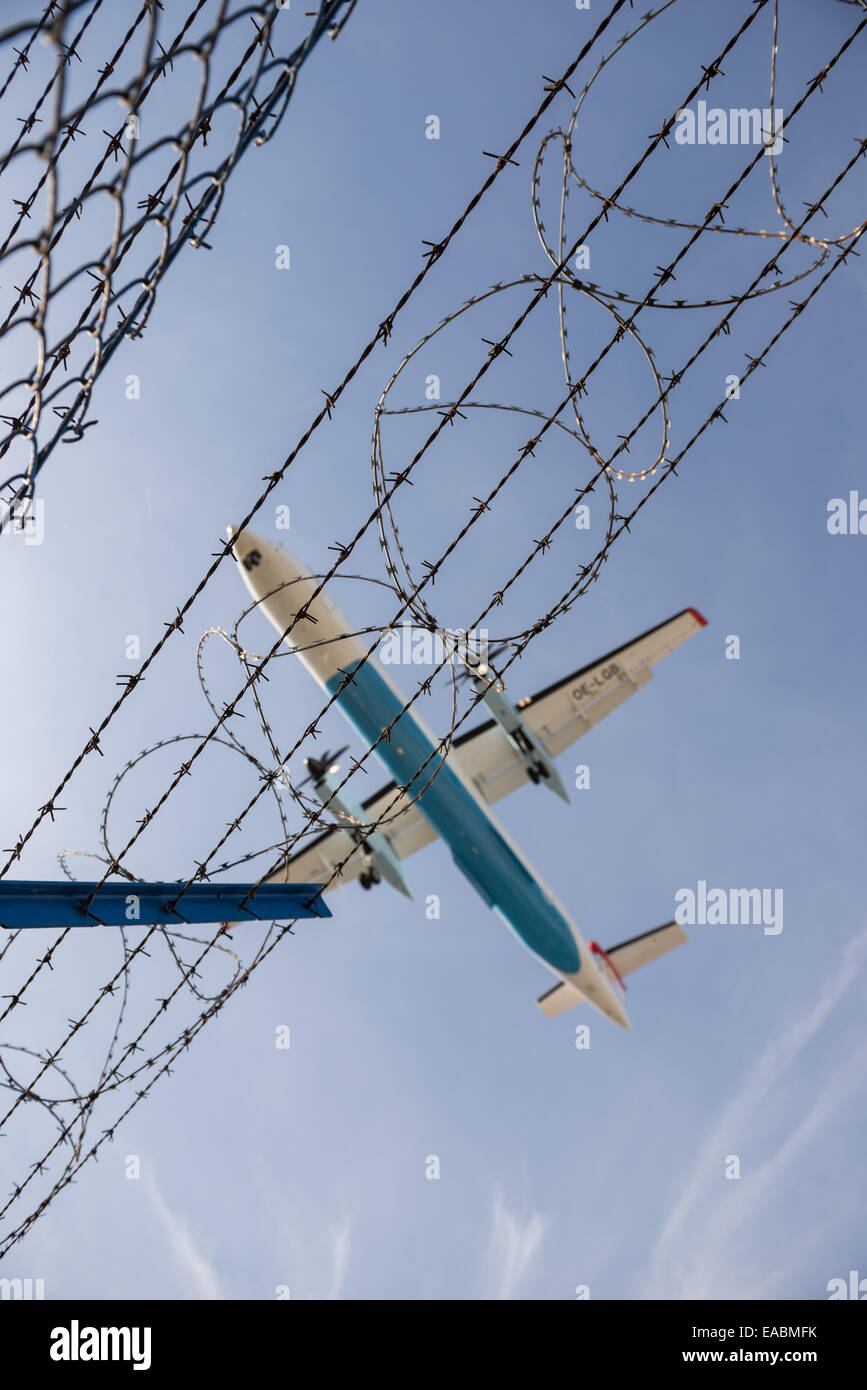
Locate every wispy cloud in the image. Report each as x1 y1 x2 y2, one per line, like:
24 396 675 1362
144 1171 224 1300
642 931 867 1299
247 1153 355 1299
486 1189 547 1299
327 1221 351 1299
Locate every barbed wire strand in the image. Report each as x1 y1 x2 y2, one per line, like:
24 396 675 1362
3 210 861 1260
2 0 864 1255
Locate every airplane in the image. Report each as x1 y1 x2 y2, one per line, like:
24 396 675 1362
228 525 707 1029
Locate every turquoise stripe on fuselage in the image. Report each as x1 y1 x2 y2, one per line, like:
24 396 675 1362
326 662 580 975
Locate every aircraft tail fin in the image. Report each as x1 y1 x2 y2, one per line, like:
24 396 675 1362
536 919 687 1018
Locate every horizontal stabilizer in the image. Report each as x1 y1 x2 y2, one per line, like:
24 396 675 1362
605 919 687 977
537 979 584 1018
536 919 687 1016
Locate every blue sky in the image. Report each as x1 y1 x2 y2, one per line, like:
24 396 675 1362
1 0 865 1299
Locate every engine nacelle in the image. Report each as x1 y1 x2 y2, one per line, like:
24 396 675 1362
307 768 413 898
472 676 570 803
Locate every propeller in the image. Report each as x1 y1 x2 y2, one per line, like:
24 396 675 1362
297 745 350 786
453 643 511 688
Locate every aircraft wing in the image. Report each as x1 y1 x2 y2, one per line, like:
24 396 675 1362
267 608 705 893
265 780 436 893
454 607 706 806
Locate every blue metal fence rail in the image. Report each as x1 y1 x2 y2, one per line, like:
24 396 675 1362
0 881 330 928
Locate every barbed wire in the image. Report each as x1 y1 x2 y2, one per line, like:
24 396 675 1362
0 0 632 890
2 0 865 1258
0 2 645 1224
47 0 792 934
4 207 861 1258
0 0 640 1254
0 0 358 535
372 0 867 623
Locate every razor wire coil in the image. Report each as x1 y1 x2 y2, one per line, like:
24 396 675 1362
1 0 864 1260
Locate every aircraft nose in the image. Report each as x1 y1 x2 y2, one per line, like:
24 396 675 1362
226 523 321 629
227 524 308 578
227 523 267 558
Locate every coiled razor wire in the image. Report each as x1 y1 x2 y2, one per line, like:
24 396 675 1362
371 0 867 642
0 0 356 534
1 0 865 1259
92 572 441 885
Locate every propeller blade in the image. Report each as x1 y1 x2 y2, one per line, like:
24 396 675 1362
298 744 351 785
453 644 510 685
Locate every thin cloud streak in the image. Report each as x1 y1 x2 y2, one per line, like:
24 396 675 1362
487 1189 547 1300
642 932 867 1299
144 1171 224 1300
328 1221 352 1299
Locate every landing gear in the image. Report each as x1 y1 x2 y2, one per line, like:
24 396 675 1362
527 761 550 785
359 865 381 890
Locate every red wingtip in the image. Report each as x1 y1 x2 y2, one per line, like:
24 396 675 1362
688 606 708 627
